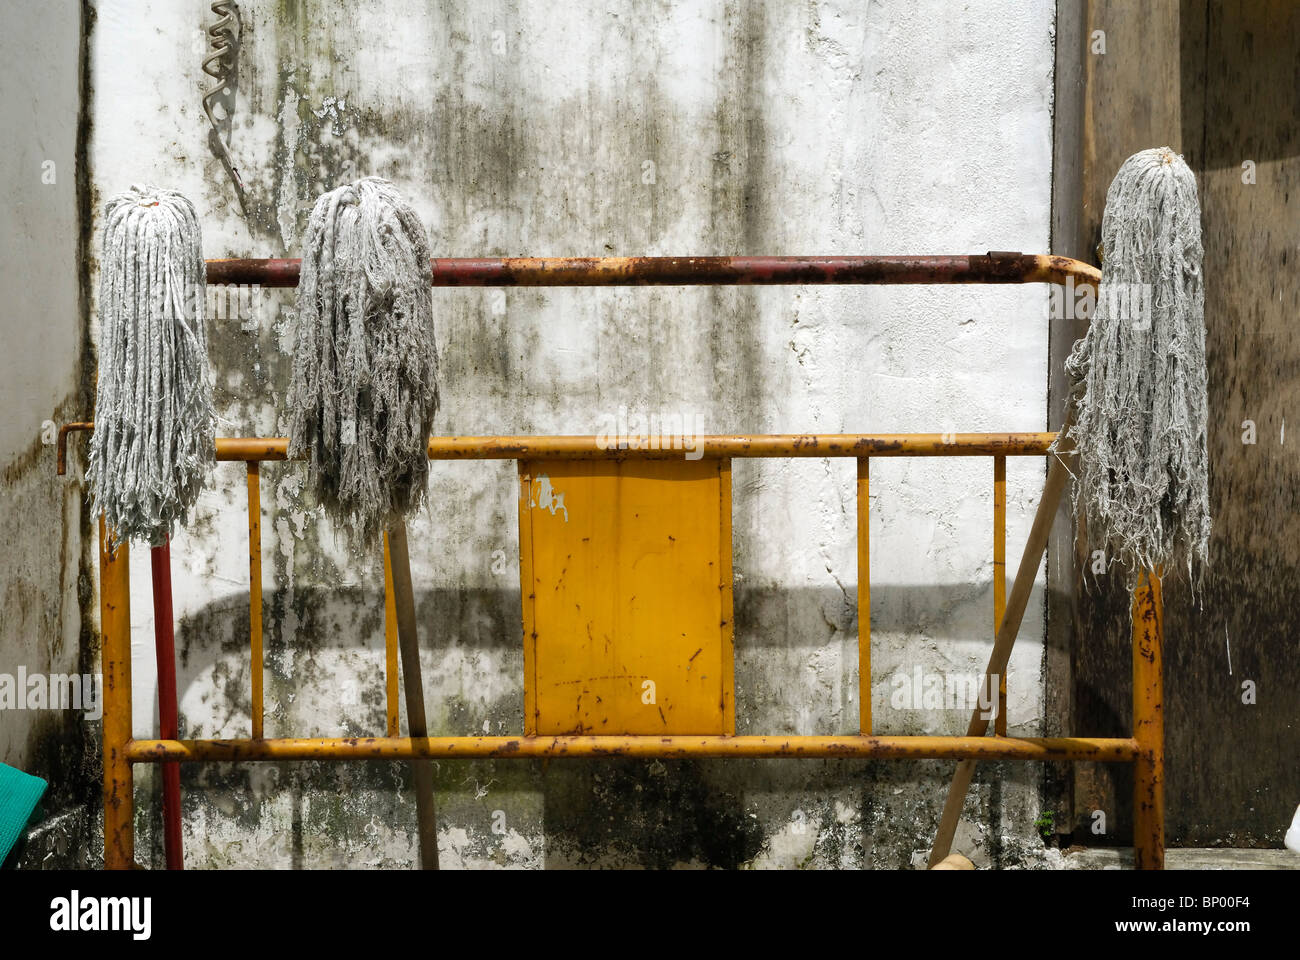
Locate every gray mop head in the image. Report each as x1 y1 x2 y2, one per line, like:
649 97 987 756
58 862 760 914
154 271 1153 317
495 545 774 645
1058 147 1211 587
88 185 214 547
286 177 439 547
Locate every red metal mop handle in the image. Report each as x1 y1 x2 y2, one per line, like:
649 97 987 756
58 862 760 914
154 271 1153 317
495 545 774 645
150 540 184 870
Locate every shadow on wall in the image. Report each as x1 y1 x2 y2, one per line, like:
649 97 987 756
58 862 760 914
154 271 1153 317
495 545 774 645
123 581 1056 869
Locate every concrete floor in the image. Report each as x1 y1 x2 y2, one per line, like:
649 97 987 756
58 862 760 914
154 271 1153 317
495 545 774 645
12 799 1297 870
1053 847 1297 870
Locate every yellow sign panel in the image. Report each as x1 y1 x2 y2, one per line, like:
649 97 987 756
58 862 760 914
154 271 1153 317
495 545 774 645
518 458 734 736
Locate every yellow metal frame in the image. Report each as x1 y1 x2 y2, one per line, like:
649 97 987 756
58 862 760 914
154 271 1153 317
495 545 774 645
78 251 1166 870
93 429 1164 869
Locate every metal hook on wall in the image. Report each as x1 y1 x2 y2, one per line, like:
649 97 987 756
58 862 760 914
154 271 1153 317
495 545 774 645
202 1 246 210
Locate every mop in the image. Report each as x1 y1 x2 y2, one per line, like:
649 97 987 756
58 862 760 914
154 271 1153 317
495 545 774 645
1059 147 1211 587
89 185 213 546
87 184 214 870
929 148 1209 866
286 176 441 869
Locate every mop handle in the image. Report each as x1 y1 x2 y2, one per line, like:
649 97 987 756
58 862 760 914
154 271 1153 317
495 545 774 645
150 540 184 870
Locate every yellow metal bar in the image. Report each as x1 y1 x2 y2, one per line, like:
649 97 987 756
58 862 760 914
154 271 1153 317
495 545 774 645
382 532 399 738
719 459 736 734
247 462 264 739
993 455 1007 737
425 434 1058 461
99 516 135 869
206 433 1059 462
518 464 538 736
857 457 871 735
1132 569 1165 870
126 735 1141 763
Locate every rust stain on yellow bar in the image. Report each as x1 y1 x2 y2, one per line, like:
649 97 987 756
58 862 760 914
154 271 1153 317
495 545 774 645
71 431 1062 463
423 433 1059 460
126 734 1141 763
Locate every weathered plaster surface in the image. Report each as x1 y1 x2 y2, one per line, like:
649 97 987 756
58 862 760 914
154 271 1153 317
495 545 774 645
0 0 95 861
86 0 1056 868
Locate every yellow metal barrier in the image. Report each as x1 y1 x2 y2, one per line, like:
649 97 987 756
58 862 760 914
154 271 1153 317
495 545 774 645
87 430 1163 870
67 252 1166 870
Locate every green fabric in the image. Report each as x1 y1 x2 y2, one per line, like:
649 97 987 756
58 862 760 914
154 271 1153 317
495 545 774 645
0 763 47 863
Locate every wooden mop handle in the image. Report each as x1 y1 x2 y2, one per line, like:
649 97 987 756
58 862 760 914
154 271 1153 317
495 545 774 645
386 522 440 870
927 434 1074 867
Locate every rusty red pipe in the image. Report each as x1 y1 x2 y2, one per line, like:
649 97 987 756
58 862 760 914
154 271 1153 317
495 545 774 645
205 252 1097 288
150 540 184 870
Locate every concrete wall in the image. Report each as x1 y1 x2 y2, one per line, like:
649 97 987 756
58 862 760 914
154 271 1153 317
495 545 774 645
0 0 95 863
1051 0 1300 848
86 0 1057 868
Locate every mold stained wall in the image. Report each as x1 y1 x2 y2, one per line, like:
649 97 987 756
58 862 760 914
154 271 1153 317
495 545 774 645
86 0 1056 868
0 0 94 849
